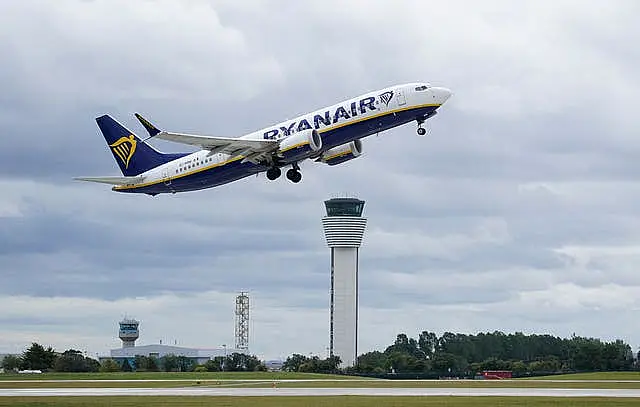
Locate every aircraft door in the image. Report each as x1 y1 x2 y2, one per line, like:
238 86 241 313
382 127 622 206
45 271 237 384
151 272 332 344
396 88 407 106
162 168 171 187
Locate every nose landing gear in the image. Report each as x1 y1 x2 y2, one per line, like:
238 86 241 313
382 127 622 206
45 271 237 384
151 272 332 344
416 118 428 136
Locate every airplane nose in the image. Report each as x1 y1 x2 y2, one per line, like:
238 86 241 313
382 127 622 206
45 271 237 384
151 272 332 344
431 87 452 104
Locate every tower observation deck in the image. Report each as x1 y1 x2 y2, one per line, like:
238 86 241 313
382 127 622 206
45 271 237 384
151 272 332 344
119 318 139 348
321 198 367 368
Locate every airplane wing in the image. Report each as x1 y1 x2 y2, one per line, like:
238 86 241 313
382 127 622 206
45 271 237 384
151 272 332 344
134 113 278 163
73 176 144 185
155 131 277 154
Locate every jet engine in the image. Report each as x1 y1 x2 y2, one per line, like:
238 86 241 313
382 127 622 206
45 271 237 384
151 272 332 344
318 139 363 166
277 129 322 164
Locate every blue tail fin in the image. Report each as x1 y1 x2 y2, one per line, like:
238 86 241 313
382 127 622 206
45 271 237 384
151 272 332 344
96 115 183 176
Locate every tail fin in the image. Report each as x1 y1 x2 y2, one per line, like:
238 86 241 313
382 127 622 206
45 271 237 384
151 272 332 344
96 115 172 176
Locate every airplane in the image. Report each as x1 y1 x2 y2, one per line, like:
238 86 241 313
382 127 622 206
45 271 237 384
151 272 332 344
75 82 452 196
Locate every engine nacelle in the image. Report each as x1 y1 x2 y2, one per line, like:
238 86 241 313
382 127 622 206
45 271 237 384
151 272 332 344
277 129 322 163
319 139 363 166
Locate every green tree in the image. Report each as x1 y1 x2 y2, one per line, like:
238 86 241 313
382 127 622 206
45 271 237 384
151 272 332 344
176 356 194 372
20 343 57 371
161 354 178 372
134 355 148 372
147 356 159 372
219 353 266 372
356 351 388 373
418 331 439 358
282 354 309 372
53 349 87 372
511 360 528 376
204 359 221 372
99 359 120 373
1 355 22 372
431 352 457 373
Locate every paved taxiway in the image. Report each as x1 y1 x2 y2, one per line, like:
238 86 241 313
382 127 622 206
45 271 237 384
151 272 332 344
2 387 640 397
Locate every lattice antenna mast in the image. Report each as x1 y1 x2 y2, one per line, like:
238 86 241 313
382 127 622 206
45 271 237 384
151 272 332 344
235 292 249 350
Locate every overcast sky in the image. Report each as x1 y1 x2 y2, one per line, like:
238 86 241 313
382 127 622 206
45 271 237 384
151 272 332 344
2 0 640 361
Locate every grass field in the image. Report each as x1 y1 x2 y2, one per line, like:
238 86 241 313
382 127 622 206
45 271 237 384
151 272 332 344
3 371 640 389
4 379 640 389
0 371 363 381
521 372 640 381
4 371 640 382
0 396 639 407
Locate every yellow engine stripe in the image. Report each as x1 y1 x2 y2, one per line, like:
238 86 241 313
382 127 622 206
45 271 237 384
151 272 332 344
324 151 352 161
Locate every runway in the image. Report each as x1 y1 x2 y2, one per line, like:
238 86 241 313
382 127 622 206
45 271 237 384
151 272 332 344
2 387 640 397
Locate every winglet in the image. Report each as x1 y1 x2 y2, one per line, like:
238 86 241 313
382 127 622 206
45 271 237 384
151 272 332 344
134 113 161 138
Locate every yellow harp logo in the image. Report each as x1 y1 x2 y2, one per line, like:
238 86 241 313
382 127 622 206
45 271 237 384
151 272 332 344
109 135 137 169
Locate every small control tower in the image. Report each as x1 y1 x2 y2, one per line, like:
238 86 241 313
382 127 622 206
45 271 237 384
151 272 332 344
119 318 139 348
321 197 367 368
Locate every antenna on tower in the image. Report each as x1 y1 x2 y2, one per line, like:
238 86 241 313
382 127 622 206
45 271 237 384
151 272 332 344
235 292 249 350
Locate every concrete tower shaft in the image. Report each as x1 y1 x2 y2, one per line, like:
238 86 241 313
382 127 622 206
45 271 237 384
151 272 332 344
321 198 367 369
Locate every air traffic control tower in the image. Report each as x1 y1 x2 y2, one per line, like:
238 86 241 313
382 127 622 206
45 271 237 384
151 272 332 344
119 318 139 348
321 197 367 368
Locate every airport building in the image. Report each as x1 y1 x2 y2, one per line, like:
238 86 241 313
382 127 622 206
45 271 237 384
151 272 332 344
106 344 237 366
99 317 245 369
321 197 367 368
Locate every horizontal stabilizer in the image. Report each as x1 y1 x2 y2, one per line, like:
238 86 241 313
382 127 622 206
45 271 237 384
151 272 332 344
73 176 144 185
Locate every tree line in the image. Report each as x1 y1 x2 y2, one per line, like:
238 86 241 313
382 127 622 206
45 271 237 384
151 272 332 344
0 342 266 373
282 331 638 377
3 331 637 377
358 331 636 376
100 352 267 373
0 343 100 373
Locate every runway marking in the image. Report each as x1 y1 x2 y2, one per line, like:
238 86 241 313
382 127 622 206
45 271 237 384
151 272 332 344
2 387 640 397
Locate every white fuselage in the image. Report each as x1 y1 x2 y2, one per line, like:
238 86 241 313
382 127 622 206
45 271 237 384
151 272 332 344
114 82 451 194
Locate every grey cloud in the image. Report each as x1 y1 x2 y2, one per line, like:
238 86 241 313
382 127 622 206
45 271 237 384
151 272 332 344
2 0 640 359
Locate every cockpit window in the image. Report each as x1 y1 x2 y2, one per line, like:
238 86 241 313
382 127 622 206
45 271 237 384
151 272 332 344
415 85 429 91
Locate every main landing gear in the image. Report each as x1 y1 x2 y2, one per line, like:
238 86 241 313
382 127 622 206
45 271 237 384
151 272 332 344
286 162 302 183
266 163 302 183
266 166 281 180
286 168 302 183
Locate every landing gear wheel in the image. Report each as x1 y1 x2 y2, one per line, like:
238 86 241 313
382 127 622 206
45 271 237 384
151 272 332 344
266 166 281 180
417 127 427 136
286 168 302 183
